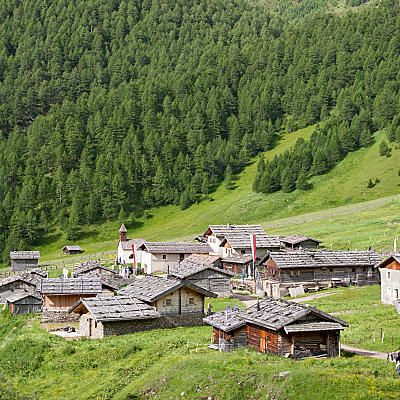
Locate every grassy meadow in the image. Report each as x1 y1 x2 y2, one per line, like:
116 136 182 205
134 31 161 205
31 126 400 267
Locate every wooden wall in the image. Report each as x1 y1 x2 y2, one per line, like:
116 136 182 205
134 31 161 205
384 260 400 271
155 287 204 316
247 323 279 355
187 269 232 294
44 294 96 311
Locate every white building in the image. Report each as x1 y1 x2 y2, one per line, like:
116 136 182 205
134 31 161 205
117 224 146 266
139 242 213 274
199 224 280 258
377 254 400 305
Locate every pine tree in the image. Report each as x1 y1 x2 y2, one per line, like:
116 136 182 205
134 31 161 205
224 165 234 190
118 206 125 224
296 171 312 190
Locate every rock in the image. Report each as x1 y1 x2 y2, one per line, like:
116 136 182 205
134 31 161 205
279 371 292 377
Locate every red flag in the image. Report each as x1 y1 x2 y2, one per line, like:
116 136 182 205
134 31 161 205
131 244 137 270
250 234 256 262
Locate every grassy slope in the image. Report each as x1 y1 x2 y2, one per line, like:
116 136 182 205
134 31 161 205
36 127 400 266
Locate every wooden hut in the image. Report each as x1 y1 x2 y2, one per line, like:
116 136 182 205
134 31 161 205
71 261 116 278
6 291 42 314
0 274 40 303
279 235 322 251
262 250 382 298
62 245 83 255
204 298 348 357
118 275 217 327
221 253 253 276
69 295 160 338
9 251 40 271
167 258 234 298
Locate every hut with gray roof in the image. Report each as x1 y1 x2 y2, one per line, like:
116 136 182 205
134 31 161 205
167 256 234 297
71 261 116 279
6 291 42 315
62 245 83 255
139 241 213 274
69 296 161 338
9 251 40 271
221 253 253 276
0 272 41 303
204 298 348 357
118 275 217 327
279 235 322 251
262 250 382 298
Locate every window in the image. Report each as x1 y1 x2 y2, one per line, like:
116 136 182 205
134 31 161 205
241 250 245 255
188 298 195 305
165 299 172 306
290 270 300 277
395 289 399 300
94 321 98 329
387 271 391 280
162 254 167 260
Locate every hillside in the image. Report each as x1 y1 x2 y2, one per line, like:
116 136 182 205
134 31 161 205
33 125 400 266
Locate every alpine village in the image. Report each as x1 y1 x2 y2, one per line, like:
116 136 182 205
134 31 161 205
2 0 400 399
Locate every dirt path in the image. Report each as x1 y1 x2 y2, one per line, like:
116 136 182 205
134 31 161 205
341 344 388 360
290 291 341 303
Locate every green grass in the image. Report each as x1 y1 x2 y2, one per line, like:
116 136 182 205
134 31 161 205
300 285 400 353
0 309 399 400
31 127 400 267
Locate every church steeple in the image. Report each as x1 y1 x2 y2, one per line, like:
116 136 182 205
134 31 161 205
119 224 127 242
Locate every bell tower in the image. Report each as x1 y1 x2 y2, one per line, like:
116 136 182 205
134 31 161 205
119 224 127 242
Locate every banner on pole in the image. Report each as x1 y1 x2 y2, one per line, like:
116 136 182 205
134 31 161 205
131 244 137 269
250 234 256 262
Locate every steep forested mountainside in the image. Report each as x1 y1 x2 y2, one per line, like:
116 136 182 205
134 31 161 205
0 0 399 260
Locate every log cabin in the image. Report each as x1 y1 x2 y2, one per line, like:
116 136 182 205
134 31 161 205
10 251 40 271
6 291 43 314
62 245 83 255
221 253 253 276
117 275 217 327
69 295 161 338
138 242 213 274
377 254 400 305
262 250 382 298
0 273 41 303
167 257 234 297
279 235 322 251
204 298 348 358
71 261 116 278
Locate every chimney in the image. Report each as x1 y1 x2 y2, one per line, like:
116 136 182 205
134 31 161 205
119 224 127 242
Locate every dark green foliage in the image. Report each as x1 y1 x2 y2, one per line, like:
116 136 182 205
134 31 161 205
367 179 375 189
379 141 391 157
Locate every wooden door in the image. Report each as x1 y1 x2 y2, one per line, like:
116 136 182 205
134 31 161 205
89 318 92 337
260 329 267 353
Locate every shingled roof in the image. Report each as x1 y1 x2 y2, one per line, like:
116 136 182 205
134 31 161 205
184 254 221 265
117 275 217 302
280 234 322 245
73 261 116 276
221 253 253 264
139 242 212 254
265 250 382 269
0 273 40 288
10 251 40 260
168 260 234 280
120 238 146 251
5 291 42 303
38 278 103 295
204 298 348 333
63 245 83 251
203 225 280 249
69 295 160 322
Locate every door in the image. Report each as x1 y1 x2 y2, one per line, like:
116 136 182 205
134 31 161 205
89 318 92 337
260 329 267 353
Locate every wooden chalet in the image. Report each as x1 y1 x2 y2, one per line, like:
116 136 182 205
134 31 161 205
279 235 322 251
262 250 382 298
204 298 348 358
221 253 253 276
71 261 116 278
6 291 42 315
118 275 217 327
10 251 40 271
0 273 41 303
62 245 83 255
69 296 160 338
377 254 400 305
167 257 234 297
199 224 280 259
138 242 213 274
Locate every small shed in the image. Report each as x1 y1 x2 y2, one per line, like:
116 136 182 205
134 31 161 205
63 245 83 255
69 295 160 338
6 291 42 314
221 253 253 275
0 274 40 303
203 305 246 351
72 261 116 278
167 260 234 297
280 235 322 251
118 275 217 327
9 251 40 271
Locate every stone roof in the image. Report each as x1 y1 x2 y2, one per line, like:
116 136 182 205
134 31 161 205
203 225 280 249
204 298 348 333
283 321 344 333
117 275 217 302
73 261 116 276
9 251 40 260
184 254 221 265
38 278 103 295
168 260 234 280
63 245 83 251
139 242 212 254
221 253 253 264
265 250 382 269
0 273 40 288
280 234 322 245
120 239 146 251
69 295 160 322
5 291 42 303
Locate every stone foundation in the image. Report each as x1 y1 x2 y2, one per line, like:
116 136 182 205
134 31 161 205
42 310 80 323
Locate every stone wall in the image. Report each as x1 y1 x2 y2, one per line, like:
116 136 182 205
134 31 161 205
42 310 80 323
